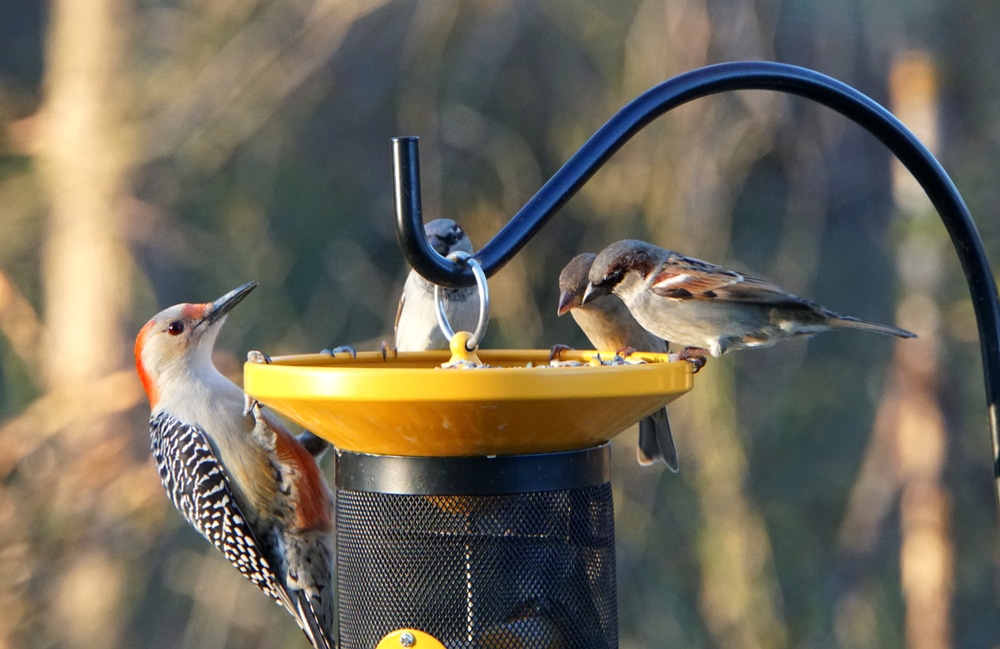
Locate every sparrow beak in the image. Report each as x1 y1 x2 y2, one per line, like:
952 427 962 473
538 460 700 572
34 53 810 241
581 282 608 305
556 291 582 317
200 281 258 327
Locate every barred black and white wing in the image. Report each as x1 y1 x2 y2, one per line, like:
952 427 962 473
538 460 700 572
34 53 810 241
149 411 291 608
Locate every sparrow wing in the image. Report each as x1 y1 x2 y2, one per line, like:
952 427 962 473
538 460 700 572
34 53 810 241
649 253 812 307
648 254 744 298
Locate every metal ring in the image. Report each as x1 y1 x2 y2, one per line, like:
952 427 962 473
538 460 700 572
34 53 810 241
434 251 489 350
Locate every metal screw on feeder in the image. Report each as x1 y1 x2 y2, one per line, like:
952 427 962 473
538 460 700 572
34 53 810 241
374 629 445 649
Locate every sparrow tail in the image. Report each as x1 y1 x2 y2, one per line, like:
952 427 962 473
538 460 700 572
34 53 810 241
637 407 679 472
829 316 916 339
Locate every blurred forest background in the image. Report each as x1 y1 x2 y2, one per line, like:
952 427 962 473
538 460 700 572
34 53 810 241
0 0 998 648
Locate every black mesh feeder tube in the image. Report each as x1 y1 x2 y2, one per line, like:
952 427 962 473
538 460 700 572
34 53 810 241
244 347 693 648
335 447 617 649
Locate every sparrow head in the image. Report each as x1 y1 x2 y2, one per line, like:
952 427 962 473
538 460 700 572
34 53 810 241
557 253 597 316
425 218 473 257
584 239 664 304
135 281 257 407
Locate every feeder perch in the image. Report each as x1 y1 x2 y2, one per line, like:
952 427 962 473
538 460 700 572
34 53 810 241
243 348 692 457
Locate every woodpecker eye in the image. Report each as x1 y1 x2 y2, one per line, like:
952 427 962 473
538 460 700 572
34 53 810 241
167 321 185 336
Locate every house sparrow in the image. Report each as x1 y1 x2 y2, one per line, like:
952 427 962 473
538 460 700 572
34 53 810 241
395 219 481 351
558 253 679 471
584 239 916 358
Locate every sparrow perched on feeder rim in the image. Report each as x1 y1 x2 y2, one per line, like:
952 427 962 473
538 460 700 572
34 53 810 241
395 218 481 351
557 252 679 471
584 239 916 358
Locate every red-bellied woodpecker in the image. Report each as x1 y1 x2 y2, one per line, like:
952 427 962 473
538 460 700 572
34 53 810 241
135 281 335 648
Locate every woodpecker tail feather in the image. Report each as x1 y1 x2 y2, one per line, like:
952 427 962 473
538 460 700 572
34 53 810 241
285 528 336 648
294 590 334 649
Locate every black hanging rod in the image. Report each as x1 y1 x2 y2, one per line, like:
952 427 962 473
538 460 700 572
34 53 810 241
392 60 1000 513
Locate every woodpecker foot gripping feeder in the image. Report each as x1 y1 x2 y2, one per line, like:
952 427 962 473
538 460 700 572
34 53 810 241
243 61 1000 648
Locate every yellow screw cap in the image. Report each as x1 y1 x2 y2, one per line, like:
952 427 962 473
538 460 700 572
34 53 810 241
376 628 446 649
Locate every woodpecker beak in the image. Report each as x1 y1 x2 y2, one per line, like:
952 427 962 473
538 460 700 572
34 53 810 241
556 290 581 316
581 282 608 305
200 281 258 327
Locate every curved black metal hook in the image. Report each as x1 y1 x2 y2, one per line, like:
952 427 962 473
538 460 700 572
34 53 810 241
393 60 1000 510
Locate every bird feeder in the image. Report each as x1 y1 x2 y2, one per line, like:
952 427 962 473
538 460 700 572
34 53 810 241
246 261 694 648
244 61 1000 649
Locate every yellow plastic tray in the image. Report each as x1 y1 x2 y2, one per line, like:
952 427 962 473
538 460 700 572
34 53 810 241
243 349 694 457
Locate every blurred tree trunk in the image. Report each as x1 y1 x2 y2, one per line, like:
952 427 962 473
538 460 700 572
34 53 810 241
31 0 136 647
40 0 132 390
684 365 790 649
834 51 954 649
887 52 954 649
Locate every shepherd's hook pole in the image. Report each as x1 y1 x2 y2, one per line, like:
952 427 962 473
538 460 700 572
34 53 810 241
392 61 1000 518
